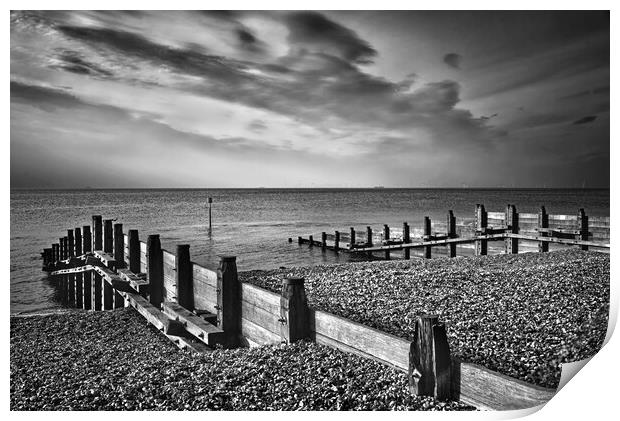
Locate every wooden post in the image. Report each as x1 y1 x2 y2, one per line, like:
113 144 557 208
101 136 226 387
103 219 114 254
52 244 59 263
68 274 75 306
92 215 103 251
423 217 432 259
505 204 519 254
403 222 411 260
321 232 327 250
59 275 67 305
75 272 83 308
93 272 102 310
408 315 452 400
349 227 356 249
383 224 390 260
538 206 549 252
67 229 75 257
176 244 193 310
475 204 488 256
297 236 302 244
366 226 373 246
280 277 310 343
82 225 92 254
308 235 314 246
103 278 113 310
208 197 213 231
61 237 68 260
447 211 457 258
147 234 164 308
128 229 140 273
83 271 92 310
578 208 589 251
113 290 124 309
217 256 240 347
334 231 340 252
113 223 125 269
74 228 82 257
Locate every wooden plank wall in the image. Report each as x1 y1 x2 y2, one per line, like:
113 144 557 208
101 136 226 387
162 250 177 303
192 263 218 314
239 283 283 347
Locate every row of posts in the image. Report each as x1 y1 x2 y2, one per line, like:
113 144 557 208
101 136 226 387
44 216 246 347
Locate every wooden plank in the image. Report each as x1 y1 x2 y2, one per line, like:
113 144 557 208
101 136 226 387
549 214 578 222
241 317 282 345
193 281 218 313
241 283 281 314
241 299 282 336
162 301 225 347
507 233 609 248
120 290 185 335
486 212 505 220
455 360 556 410
518 213 539 219
311 309 410 371
589 216 610 227
192 263 217 289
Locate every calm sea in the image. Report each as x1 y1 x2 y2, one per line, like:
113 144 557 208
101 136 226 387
10 188 609 314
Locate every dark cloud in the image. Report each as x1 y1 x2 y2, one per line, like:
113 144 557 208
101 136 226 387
11 81 82 111
573 115 597 125
284 11 377 63
50 50 114 77
235 27 265 54
443 53 462 69
56 25 251 84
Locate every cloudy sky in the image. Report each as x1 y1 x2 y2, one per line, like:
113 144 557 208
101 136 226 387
10 10 609 188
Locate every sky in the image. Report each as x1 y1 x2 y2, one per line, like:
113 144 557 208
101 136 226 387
10 10 610 188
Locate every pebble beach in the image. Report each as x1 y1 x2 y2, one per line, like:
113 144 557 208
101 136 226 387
10 249 608 410
10 309 473 411
242 249 609 388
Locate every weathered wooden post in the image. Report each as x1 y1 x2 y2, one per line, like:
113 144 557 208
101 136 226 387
75 272 83 308
52 244 59 263
280 277 310 343
147 234 164 308
67 273 75 306
82 225 92 254
176 244 193 310
92 215 103 251
505 204 519 254
103 277 113 310
403 222 411 260
103 219 114 254
334 231 340 252
93 272 102 310
383 224 390 260
349 227 356 249
475 204 488 256
321 232 327 250
538 206 549 252
67 229 75 257
308 235 314 246
128 230 140 273
297 236 302 245
83 271 92 310
113 223 125 269
208 197 213 231
61 237 68 260
578 208 589 251
74 228 82 257
447 211 457 258
113 290 124 309
408 314 452 400
423 217 432 259
366 226 373 246
217 256 240 347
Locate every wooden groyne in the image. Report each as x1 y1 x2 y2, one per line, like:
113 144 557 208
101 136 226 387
40 213 563 410
293 204 609 259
